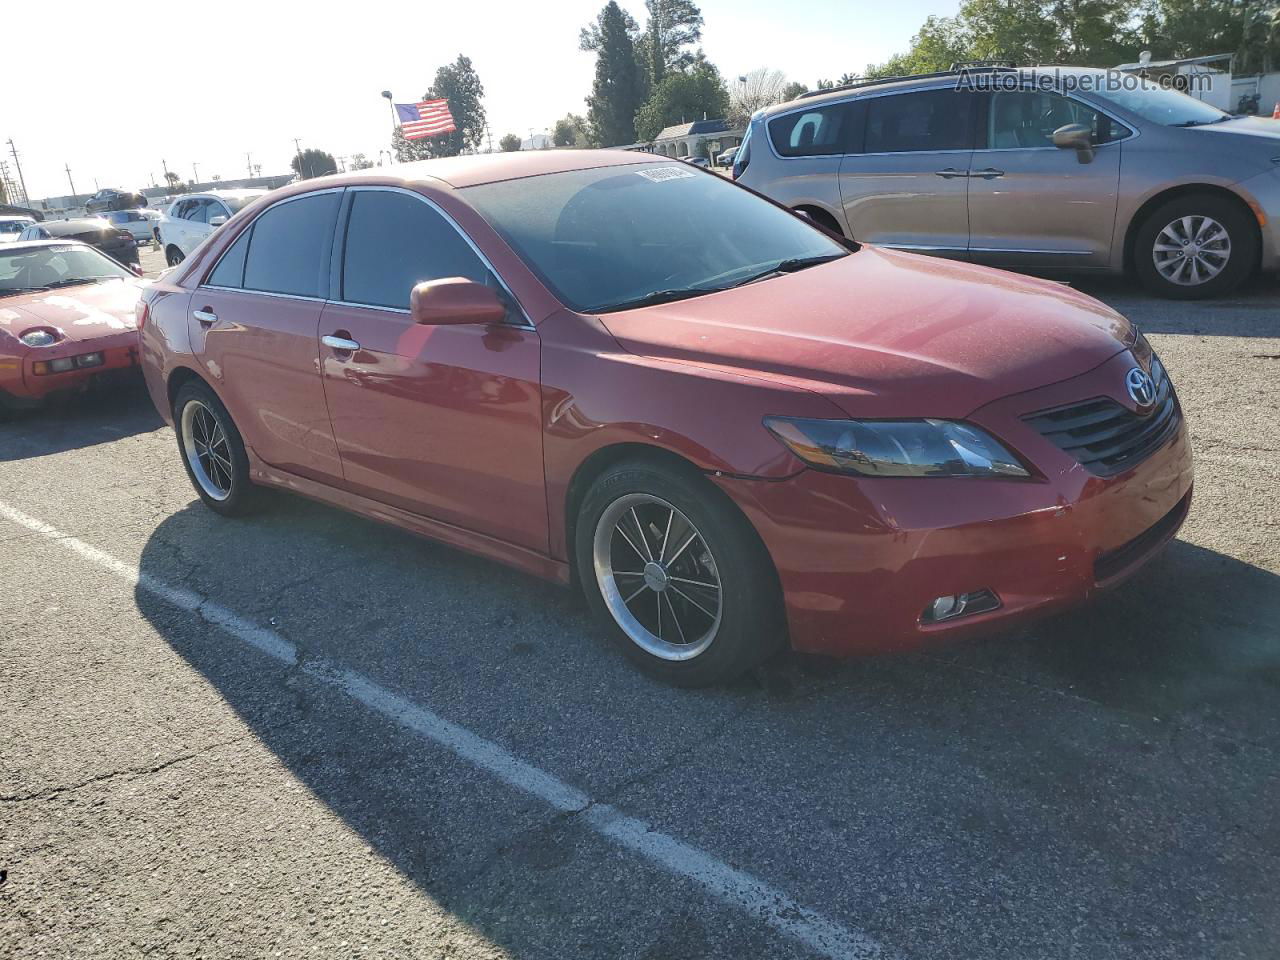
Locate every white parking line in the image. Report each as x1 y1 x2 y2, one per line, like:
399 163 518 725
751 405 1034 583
0 498 889 960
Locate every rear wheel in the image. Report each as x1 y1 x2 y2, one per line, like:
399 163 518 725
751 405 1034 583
165 245 185 267
1133 193 1257 299
172 381 259 516
575 459 784 686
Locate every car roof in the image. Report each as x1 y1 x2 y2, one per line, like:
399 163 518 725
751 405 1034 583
42 219 115 233
759 65 1112 116
184 189 268 201
0 238 94 253
0 215 35 222
299 149 668 191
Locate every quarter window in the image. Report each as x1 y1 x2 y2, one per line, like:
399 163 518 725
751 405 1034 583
242 193 339 298
864 90 974 153
767 104 852 157
340 191 491 310
985 91 1126 148
207 227 251 288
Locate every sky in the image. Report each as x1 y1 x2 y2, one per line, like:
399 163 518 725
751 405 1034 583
6 0 959 201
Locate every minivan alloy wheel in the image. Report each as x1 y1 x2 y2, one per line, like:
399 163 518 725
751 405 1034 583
592 493 723 661
181 399 234 501
1152 215 1231 286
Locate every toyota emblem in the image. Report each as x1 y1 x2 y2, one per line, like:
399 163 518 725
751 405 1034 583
1125 366 1157 407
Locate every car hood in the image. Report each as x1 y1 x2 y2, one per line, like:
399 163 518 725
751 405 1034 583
1190 116 1280 143
0 278 147 343
594 247 1133 418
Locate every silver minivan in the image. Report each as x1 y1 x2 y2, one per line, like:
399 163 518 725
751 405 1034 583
735 66 1280 298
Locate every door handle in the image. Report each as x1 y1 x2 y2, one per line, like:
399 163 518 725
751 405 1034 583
192 308 217 326
322 334 361 352
934 168 968 179
974 168 1005 179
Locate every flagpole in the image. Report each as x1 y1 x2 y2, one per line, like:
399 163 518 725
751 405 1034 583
381 91 399 163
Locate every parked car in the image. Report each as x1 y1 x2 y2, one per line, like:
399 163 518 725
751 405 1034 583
0 215 36 243
156 190 266 266
18 218 139 266
100 208 161 245
139 151 1191 685
681 156 711 168
84 188 148 214
0 239 146 409
736 65 1280 298
716 146 738 166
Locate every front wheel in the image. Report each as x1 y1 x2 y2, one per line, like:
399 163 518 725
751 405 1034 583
1133 194 1257 299
575 460 784 686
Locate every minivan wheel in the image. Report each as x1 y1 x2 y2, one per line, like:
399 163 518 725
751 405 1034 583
575 460 784 686
165 245 185 267
172 381 259 516
1133 194 1257 299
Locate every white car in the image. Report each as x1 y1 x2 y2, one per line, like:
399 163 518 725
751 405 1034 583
99 208 161 245
0 215 36 243
156 190 265 265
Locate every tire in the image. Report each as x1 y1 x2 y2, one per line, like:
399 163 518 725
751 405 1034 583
172 380 260 516
165 245 185 267
574 459 785 686
1133 193 1258 299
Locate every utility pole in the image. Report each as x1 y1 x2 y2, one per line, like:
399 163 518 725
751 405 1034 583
246 152 253 179
485 124 494 154
381 91 398 133
6 139 30 206
65 163 77 198
161 158 170 186
293 138 304 177
192 162 200 185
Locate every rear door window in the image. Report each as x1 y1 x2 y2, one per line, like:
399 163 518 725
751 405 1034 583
242 193 340 299
864 90 975 153
340 190 491 310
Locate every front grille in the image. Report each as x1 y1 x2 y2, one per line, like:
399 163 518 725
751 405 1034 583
1023 358 1180 477
1094 491 1191 583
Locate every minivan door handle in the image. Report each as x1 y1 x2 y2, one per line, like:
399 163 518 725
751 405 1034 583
934 168 969 179
322 334 361 352
192 308 217 326
974 168 1005 179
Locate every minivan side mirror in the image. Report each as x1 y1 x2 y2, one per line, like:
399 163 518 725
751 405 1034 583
410 277 507 326
1052 123 1095 164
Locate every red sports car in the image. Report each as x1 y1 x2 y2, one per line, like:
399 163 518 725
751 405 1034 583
139 152 1192 685
1 239 146 410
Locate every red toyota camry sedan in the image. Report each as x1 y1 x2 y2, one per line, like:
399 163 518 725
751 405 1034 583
138 151 1192 685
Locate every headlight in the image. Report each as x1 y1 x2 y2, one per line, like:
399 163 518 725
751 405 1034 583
764 416 1030 478
19 329 58 347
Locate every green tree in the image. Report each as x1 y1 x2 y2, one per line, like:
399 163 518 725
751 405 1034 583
582 1 647 146
864 15 971 77
163 171 187 194
349 152 375 170
394 55 487 161
636 0 705 88
635 55 729 140
552 113 592 147
780 81 809 100
499 133 522 152
291 149 337 179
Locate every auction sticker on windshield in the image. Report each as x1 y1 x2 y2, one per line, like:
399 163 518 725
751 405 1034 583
636 166 697 183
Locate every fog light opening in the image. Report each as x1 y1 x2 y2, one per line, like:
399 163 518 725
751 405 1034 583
921 589 1001 624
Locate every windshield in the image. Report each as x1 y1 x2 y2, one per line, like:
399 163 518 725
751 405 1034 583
1094 74 1229 126
463 163 846 313
224 194 261 212
0 245 134 296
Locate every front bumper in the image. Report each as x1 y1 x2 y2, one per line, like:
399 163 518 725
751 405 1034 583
0 331 142 406
714 351 1195 656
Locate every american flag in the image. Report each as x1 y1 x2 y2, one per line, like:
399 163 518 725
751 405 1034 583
395 99 457 140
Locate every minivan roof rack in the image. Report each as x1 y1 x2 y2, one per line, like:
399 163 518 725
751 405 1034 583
797 64 1020 100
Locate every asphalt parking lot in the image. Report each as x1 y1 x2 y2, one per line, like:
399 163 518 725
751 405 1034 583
2 262 1277 959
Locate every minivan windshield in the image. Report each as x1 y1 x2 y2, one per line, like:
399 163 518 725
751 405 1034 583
463 163 846 313
1093 74 1230 127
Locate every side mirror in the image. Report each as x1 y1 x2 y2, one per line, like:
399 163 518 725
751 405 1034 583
1052 123 1095 164
129 263 144 277
208 215 227 227
410 277 507 326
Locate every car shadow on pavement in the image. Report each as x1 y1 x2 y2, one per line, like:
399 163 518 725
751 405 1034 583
128 494 1280 958
0 380 162 462
1067 274 1280 338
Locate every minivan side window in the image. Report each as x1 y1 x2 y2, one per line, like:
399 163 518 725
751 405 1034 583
985 91 1127 149
767 103 852 157
340 190 491 310
864 90 974 153
242 193 340 299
